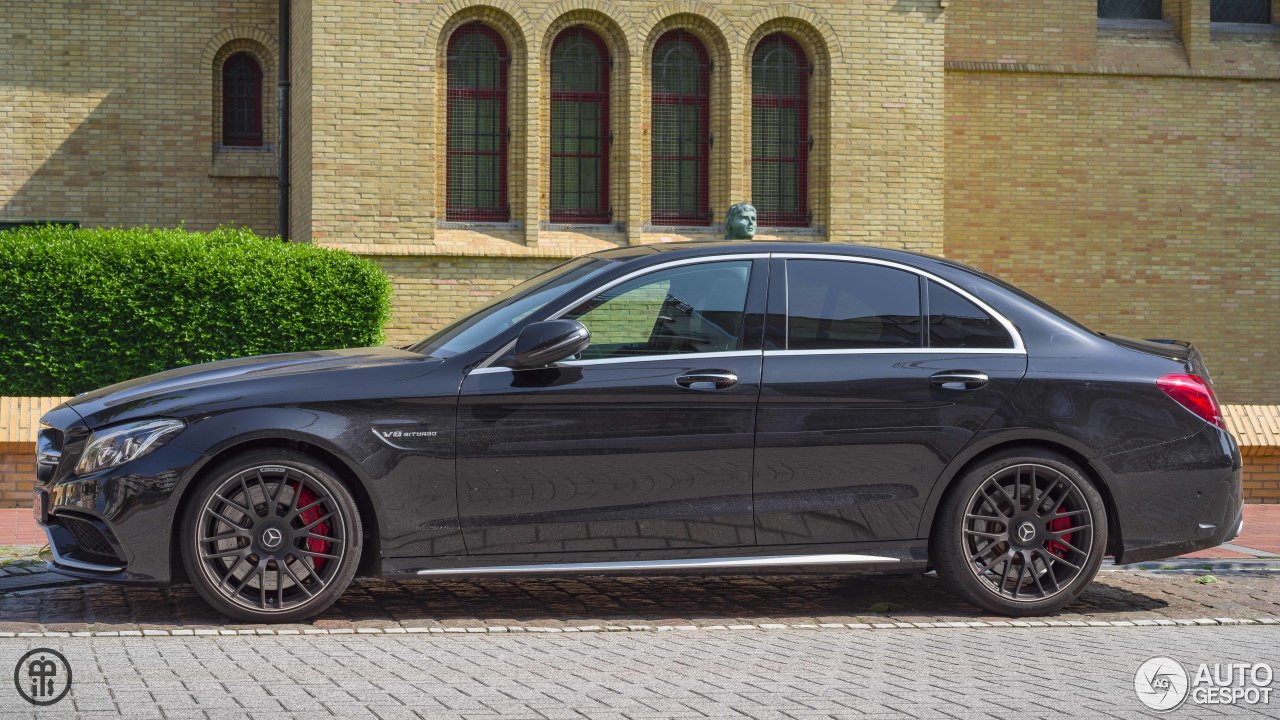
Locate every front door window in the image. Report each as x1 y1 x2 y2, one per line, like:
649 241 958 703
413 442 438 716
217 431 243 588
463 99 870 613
562 260 752 359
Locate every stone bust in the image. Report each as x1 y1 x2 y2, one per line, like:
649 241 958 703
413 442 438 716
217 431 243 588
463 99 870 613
725 203 757 240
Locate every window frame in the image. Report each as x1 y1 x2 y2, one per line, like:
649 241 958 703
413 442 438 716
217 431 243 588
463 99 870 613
446 22 511 223
1096 0 1164 20
221 52 264 147
549 26 611 225
763 254 1026 356
560 259 756 360
751 33 811 228
469 253 1027 375
650 29 712 227
1210 0 1273 24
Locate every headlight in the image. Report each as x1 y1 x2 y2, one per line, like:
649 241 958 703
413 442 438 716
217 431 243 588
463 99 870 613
75 419 185 475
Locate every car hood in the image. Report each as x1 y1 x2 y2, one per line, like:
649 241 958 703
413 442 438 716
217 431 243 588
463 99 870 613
66 347 444 429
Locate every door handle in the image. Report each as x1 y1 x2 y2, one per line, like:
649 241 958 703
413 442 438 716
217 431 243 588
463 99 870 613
675 371 738 391
930 371 989 391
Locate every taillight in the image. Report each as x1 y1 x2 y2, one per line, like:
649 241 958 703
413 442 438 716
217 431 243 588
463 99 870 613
1157 374 1225 429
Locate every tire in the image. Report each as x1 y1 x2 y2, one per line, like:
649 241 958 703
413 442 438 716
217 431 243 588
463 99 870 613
930 448 1108 616
180 449 363 623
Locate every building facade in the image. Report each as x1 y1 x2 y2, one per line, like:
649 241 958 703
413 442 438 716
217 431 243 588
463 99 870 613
2 1 1276 401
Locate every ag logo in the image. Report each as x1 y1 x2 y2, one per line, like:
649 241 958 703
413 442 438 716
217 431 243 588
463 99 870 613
1135 656 1189 712
14 648 72 706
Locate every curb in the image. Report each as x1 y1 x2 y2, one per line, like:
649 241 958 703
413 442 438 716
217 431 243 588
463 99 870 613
2 617 1277 639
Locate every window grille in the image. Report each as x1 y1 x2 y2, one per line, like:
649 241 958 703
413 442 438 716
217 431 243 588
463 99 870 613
447 23 510 222
1211 0 1272 23
751 34 809 227
1097 0 1163 19
550 27 610 224
651 29 711 226
222 53 263 146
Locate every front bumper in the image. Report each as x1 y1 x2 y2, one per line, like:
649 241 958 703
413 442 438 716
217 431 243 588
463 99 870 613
1102 423 1244 565
36 439 206 585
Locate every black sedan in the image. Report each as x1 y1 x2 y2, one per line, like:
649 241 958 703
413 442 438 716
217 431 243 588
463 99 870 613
34 242 1242 622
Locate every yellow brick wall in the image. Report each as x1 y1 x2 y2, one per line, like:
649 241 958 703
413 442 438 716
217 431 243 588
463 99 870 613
372 255 561 346
0 1 280 233
1243 450 1280 505
0 443 36 508
945 2 1280 404
289 0 314 242
302 0 946 255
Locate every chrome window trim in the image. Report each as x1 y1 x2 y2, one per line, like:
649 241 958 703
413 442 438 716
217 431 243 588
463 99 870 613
764 348 1025 357
469 250 1026 374
469 349 762 375
775 253 1027 354
472 254 767 372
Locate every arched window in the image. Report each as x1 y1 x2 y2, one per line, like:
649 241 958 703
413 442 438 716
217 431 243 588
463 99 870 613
751 34 809 227
651 30 710 226
550 27 610 224
222 52 263 146
447 22 509 222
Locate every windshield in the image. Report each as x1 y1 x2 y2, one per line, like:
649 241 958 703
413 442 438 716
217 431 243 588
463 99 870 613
408 256 614 357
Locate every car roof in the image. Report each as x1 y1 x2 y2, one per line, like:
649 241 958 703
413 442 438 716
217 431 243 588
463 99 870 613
589 240 955 271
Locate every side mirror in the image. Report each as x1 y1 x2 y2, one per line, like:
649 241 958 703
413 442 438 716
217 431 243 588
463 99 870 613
511 320 591 369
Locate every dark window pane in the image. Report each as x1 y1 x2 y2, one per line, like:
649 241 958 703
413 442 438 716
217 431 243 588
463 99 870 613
651 29 710 226
222 53 262 146
786 261 922 350
550 26 610 223
1211 0 1272 23
751 34 809 227
446 23 509 222
927 281 1014 349
565 261 752 359
1098 0 1163 19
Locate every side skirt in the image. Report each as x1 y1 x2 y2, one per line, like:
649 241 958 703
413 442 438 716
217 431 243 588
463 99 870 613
382 540 930 579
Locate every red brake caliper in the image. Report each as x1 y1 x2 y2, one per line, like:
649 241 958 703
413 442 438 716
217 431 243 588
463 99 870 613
296 486 331 570
1046 507 1072 558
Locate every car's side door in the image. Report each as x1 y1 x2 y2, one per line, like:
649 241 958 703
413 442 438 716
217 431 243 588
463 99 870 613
455 257 768 555
753 256 1028 545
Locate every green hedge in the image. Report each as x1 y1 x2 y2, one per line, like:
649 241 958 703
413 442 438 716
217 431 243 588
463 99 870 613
0 225 391 396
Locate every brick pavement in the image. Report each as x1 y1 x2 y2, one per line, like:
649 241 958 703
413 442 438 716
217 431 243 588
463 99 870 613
0 625 1276 718
0 567 1276 637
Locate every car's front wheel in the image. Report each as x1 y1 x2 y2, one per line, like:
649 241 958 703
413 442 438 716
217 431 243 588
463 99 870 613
931 449 1108 616
180 449 362 623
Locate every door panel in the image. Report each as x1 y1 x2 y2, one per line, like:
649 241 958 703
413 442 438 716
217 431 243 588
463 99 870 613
458 354 761 553
456 258 767 555
753 352 1026 544
753 257 1028 545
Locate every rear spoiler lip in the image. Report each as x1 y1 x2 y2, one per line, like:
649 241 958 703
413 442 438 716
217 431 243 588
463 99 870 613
1097 333 1212 383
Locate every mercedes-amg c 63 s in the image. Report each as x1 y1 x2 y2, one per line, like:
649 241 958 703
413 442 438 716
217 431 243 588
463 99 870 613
34 242 1242 621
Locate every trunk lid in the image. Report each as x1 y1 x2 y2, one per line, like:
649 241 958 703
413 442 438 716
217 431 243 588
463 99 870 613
1099 333 1212 382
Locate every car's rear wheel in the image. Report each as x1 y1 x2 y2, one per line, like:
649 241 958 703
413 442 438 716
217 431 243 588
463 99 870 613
180 449 362 623
931 449 1108 616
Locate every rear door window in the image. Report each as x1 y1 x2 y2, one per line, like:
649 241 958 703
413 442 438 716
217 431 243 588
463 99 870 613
785 260 922 350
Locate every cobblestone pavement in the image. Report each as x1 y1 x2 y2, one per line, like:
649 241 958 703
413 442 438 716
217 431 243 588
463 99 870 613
0 625 1276 718
0 568 1277 635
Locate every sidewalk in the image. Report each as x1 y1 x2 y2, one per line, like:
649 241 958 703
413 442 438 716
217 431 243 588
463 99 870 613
2 505 1277 557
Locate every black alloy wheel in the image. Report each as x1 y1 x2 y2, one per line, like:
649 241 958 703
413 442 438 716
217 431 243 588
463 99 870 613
181 449 362 622
932 450 1108 616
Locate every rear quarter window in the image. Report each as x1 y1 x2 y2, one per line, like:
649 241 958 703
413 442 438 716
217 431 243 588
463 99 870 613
927 280 1014 349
